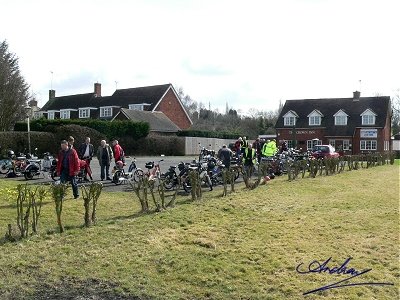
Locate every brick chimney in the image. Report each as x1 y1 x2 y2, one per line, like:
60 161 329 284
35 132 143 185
94 83 101 97
49 90 55 100
353 91 360 101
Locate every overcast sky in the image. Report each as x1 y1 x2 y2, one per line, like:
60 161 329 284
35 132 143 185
1 0 399 114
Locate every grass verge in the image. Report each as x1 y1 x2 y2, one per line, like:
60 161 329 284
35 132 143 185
0 164 399 299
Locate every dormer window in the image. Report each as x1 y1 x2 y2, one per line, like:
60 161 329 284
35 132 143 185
100 107 113 117
360 109 376 125
283 110 298 126
60 110 70 119
47 111 55 120
307 110 323 126
334 109 349 126
79 108 90 118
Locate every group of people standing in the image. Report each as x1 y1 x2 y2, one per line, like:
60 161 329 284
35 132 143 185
217 136 284 175
56 136 124 199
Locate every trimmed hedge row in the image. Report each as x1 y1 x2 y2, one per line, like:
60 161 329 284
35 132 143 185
0 128 185 157
0 131 57 156
14 119 150 140
177 130 240 139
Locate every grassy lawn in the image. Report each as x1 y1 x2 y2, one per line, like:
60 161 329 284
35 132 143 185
0 164 398 299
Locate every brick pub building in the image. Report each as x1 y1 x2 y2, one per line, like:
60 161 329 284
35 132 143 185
275 92 392 155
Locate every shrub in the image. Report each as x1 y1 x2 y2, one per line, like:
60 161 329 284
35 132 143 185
0 132 56 156
15 119 150 140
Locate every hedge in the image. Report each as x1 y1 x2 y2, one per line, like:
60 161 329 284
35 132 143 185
0 129 185 158
177 130 240 139
14 119 150 140
0 132 57 157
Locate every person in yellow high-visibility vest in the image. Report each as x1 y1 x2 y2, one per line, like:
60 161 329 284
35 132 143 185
261 139 277 157
242 143 257 177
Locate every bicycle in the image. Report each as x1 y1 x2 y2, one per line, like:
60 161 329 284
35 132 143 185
140 159 164 181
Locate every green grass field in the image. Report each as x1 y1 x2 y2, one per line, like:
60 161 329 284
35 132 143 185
0 163 399 300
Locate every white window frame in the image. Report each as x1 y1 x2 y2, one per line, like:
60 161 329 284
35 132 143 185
333 110 349 126
307 110 323 126
283 111 298 127
384 140 389 151
360 140 377 151
47 111 55 120
60 110 70 119
79 108 90 118
307 139 322 150
309 115 321 126
284 116 295 126
343 140 350 151
285 116 296 126
362 115 375 125
100 107 113 117
329 139 335 147
335 115 347 125
360 109 377 125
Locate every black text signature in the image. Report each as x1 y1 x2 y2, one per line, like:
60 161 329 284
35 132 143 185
296 257 394 295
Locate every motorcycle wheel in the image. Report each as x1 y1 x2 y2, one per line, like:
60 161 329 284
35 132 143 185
163 174 175 190
182 177 192 193
113 170 123 185
24 171 34 180
0 160 11 174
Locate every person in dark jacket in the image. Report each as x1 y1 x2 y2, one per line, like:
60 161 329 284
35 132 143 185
78 137 94 181
56 140 80 199
97 140 114 181
218 144 233 169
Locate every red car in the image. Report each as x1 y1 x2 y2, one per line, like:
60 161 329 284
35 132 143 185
311 145 340 159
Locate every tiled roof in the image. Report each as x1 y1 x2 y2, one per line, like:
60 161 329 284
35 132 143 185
276 96 390 136
117 109 180 133
111 84 171 110
40 84 171 111
40 93 98 111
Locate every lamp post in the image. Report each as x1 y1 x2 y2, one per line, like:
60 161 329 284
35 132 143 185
24 106 32 155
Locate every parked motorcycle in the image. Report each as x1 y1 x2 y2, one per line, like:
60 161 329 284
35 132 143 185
23 152 57 180
162 165 180 190
181 161 213 193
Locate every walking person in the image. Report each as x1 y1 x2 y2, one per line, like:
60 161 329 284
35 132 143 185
78 137 94 181
56 140 80 199
97 140 113 181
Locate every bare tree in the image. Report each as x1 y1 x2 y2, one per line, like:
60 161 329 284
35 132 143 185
392 89 400 134
0 40 30 130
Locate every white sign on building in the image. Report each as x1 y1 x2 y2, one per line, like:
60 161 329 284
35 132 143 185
360 129 377 138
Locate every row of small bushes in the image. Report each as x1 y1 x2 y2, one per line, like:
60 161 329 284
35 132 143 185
177 129 240 139
14 119 150 140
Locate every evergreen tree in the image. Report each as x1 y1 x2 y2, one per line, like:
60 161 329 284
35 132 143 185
0 40 30 130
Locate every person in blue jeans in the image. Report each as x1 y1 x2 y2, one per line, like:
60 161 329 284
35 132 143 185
56 140 80 199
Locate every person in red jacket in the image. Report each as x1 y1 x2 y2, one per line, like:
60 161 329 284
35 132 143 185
57 140 80 199
111 139 124 164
